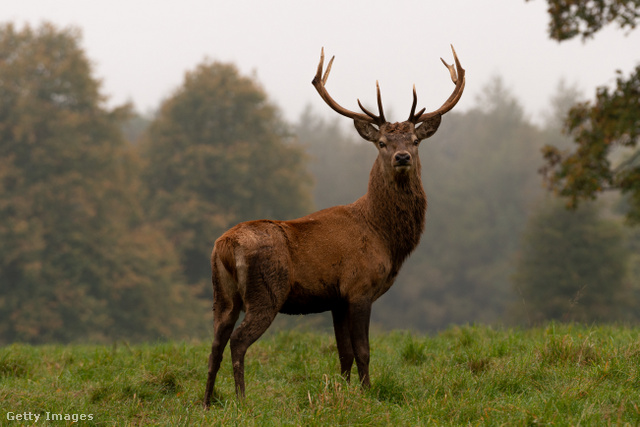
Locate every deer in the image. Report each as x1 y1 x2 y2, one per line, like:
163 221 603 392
204 46 465 407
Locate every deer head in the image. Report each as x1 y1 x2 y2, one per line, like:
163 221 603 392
312 46 465 181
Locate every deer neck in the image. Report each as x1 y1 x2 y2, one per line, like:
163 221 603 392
359 159 427 268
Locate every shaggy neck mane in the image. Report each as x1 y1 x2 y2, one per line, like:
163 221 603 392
358 159 427 270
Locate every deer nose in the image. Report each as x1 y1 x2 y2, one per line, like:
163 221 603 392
394 152 411 165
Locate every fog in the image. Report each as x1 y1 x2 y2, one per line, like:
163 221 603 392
6 0 640 123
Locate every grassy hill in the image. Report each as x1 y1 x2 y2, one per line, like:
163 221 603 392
1 324 639 425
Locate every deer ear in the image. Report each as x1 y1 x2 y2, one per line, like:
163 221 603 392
415 115 442 140
354 119 380 143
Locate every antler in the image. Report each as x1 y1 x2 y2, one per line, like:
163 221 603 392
408 45 466 124
312 48 387 126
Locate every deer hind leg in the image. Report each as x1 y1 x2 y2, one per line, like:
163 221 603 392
204 259 242 408
331 304 354 381
229 308 278 398
348 299 372 388
229 251 288 398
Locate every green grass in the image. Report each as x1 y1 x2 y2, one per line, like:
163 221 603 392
1 323 640 425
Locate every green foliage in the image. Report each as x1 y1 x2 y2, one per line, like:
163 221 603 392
532 1 640 223
541 66 640 217
140 61 313 288
0 22 204 344
2 325 640 425
529 0 640 41
513 201 634 323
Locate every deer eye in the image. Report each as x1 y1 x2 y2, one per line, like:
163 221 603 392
413 139 420 146
378 141 386 149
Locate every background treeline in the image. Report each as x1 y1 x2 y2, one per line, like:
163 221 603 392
0 22 638 344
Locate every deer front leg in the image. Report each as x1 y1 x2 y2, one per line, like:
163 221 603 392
331 305 354 381
347 299 372 388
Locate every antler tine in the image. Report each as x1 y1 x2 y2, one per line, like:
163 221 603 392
312 48 382 125
440 57 458 84
356 81 386 125
357 99 375 119
408 84 426 122
410 44 466 124
315 47 325 82
409 85 418 119
322 53 334 85
375 81 386 123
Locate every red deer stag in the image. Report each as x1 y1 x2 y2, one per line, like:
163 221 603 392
204 46 465 406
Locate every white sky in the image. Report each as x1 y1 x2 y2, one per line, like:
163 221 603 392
5 0 640 125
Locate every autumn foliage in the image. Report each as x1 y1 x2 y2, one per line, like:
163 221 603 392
0 23 310 343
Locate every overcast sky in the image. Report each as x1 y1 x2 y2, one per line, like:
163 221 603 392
5 1 640 125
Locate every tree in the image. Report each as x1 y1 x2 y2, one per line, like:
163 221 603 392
140 61 313 291
530 1 640 222
531 0 640 41
512 201 633 323
0 23 203 343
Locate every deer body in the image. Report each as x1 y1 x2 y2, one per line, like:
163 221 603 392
204 47 464 406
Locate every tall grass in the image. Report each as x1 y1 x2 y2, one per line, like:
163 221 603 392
1 323 639 425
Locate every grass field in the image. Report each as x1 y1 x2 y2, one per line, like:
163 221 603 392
1 323 639 426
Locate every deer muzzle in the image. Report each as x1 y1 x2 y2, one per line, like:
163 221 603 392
393 151 412 171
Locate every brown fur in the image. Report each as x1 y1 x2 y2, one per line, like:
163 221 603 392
203 116 439 405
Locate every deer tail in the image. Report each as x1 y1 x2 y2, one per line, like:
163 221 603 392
212 236 238 283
